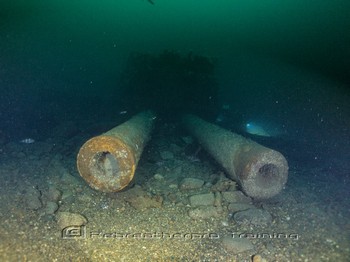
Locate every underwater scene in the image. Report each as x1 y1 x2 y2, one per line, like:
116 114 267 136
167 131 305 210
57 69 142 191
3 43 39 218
1 1 349 261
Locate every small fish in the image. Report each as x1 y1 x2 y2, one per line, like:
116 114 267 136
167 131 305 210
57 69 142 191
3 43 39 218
147 0 155 5
20 138 35 144
119 110 127 115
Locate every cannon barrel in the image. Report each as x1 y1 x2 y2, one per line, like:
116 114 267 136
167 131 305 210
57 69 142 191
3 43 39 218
77 110 156 192
183 114 288 199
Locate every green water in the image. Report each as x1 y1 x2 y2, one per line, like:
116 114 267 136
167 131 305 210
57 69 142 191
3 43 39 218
0 0 349 144
1 0 349 87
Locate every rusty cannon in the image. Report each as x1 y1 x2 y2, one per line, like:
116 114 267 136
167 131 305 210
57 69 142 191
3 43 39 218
183 114 288 199
77 110 156 192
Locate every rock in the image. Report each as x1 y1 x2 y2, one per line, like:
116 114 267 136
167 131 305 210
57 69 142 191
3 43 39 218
43 201 59 215
222 191 252 204
189 193 215 207
172 166 183 176
123 186 163 210
46 186 62 202
169 184 178 189
188 206 222 220
180 178 205 190
126 194 163 210
167 193 178 203
61 190 74 201
228 203 255 213
153 174 164 180
61 172 81 186
234 208 272 226
222 236 254 254
252 254 266 262
160 150 174 160
213 192 222 207
170 143 182 154
211 175 237 192
17 152 26 158
25 186 42 210
56 212 87 230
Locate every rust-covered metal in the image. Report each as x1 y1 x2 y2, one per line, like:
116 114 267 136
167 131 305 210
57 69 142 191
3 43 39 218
77 110 156 192
183 114 288 199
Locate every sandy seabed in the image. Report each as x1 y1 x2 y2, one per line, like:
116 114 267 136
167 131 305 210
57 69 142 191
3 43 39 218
0 130 349 262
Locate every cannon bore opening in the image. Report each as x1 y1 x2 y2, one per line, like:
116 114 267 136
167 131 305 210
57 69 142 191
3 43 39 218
91 151 120 182
256 163 280 188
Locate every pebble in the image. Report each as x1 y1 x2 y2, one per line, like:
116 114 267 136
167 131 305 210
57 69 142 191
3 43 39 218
123 186 163 210
60 172 81 186
188 206 222 220
169 184 178 189
213 192 222 207
189 193 215 207
234 208 272 226
180 178 205 190
46 186 62 202
222 191 252 203
126 194 163 210
153 174 164 180
228 203 255 213
42 201 58 215
25 186 42 210
160 150 174 160
252 254 267 262
56 212 87 230
222 236 254 254
211 176 237 192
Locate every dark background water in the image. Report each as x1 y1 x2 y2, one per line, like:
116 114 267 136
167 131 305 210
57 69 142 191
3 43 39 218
0 0 349 166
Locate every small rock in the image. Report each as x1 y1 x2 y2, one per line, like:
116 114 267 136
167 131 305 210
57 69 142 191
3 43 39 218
123 186 163 210
167 193 178 203
213 192 222 207
61 172 81 186
234 208 272 226
228 203 255 213
25 186 42 210
46 186 62 202
188 206 222 220
252 254 266 262
211 175 237 192
169 184 178 189
189 193 215 207
43 201 59 215
153 174 164 180
17 152 26 158
222 236 254 254
160 150 174 160
56 212 87 230
170 143 182 154
172 166 182 176
127 195 163 210
222 191 252 204
180 178 205 190
61 190 73 200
